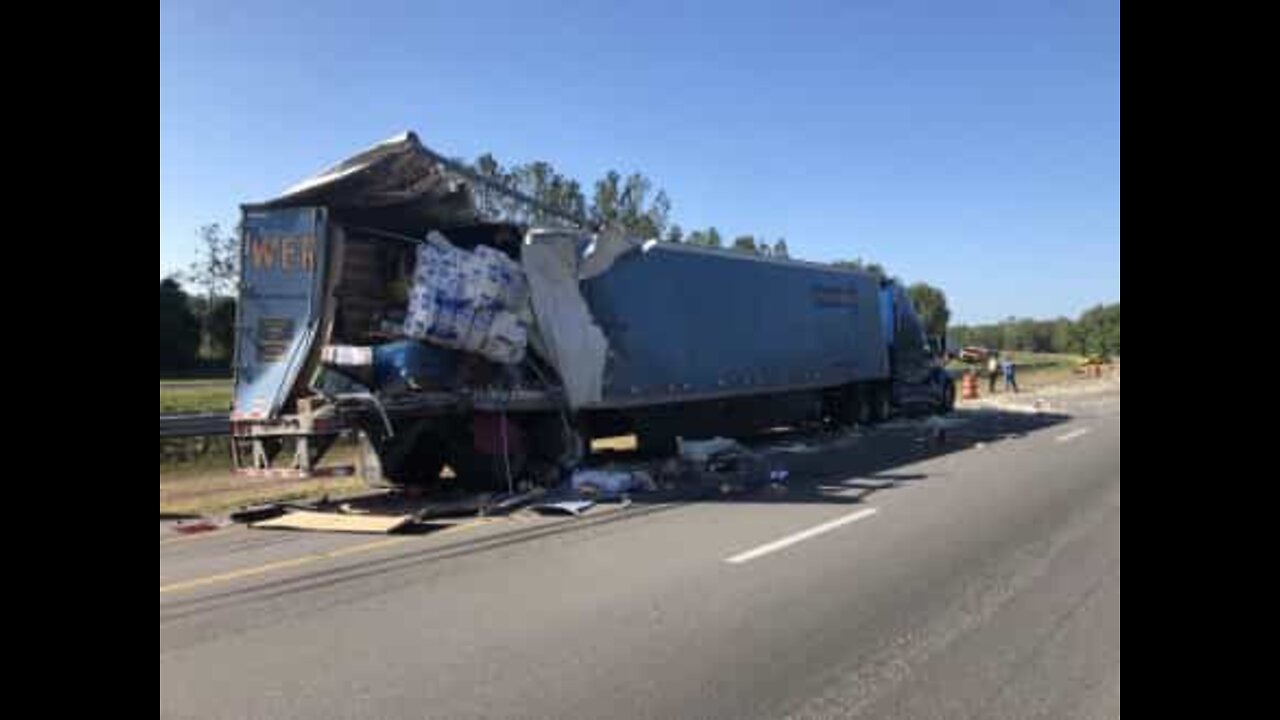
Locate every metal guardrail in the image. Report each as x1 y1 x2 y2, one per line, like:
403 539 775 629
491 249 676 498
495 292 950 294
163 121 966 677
160 413 230 438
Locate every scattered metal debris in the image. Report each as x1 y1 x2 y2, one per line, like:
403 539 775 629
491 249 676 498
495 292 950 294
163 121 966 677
530 500 596 517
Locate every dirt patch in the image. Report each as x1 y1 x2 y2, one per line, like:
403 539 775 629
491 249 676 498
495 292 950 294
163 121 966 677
160 441 368 516
960 364 1120 413
160 470 368 516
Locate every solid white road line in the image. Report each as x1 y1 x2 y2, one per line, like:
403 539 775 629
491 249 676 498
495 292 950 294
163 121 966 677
724 507 879 564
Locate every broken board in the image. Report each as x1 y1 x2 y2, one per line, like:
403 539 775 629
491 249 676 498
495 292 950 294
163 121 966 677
250 510 414 534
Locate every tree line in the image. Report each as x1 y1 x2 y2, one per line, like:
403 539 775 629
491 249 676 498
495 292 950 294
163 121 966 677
467 153 791 257
948 303 1120 358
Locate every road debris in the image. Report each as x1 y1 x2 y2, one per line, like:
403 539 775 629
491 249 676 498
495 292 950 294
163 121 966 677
571 469 655 496
171 518 229 535
229 505 289 524
530 500 596 516
677 437 744 463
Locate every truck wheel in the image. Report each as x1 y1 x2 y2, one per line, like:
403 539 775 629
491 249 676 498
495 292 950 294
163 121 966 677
871 386 893 423
941 380 956 413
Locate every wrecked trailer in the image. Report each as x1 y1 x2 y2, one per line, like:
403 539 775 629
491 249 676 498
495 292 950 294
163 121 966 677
229 131 955 487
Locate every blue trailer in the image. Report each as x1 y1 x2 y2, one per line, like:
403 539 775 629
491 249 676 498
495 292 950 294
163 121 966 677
228 132 954 484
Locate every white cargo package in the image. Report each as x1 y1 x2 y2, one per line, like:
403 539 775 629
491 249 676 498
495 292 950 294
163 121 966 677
320 345 374 367
480 311 528 365
403 232 529 364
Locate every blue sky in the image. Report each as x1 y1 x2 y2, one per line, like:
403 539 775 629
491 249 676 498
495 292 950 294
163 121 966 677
160 0 1119 324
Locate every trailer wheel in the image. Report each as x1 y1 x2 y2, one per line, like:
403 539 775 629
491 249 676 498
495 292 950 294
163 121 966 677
448 443 527 490
450 415 529 491
522 414 585 481
369 421 448 487
637 429 677 458
822 387 857 428
856 386 874 426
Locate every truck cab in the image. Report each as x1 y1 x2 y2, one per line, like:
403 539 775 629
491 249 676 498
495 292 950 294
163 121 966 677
884 282 955 415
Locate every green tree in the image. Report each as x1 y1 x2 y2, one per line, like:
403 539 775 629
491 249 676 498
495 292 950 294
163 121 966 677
505 160 587 225
665 224 684 243
687 228 722 248
832 258 887 279
548 176 587 223
772 238 789 258
906 283 951 339
587 170 670 237
732 235 761 254
182 223 240 360
160 277 200 373
615 174 669 238
184 223 239 299
207 297 238 361
471 152 671 236
473 153 504 217
949 303 1118 358
591 171 622 228
1077 303 1120 357
1000 317 1024 351
978 325 1002 350
1051 318 1073 354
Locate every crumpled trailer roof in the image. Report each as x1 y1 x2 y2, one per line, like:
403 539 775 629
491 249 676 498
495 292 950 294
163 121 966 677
249 131 583 234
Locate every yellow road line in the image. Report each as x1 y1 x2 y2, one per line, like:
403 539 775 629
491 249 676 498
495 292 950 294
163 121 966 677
159 519 492 595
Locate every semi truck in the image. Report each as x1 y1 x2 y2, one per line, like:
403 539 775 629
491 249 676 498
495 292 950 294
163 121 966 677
229 132 955 487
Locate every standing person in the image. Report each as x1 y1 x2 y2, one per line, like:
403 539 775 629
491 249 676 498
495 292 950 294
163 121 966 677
1003 355 1019 393
987 352 1000 393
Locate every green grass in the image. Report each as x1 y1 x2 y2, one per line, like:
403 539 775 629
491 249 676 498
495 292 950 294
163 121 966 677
160 380 233 413
947 351 1082 372
948 352 1092 389
1009 353 1081 373
160 436 236 471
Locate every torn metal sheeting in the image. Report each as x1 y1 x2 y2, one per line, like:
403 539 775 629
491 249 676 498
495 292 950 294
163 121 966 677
482 488 546 515
531 500 596 516
817 485 864 497
843 478 897 490
768 443 814 453
522 233 610 409
229 505 289 524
